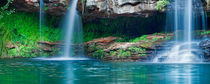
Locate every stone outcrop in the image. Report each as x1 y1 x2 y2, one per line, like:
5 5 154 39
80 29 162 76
85 0 158 18
199 40 210 61
84 33 172 61
11 0 210 17
14 0 159 17
12 0 70 16
206 0 210 11
37 41 62 52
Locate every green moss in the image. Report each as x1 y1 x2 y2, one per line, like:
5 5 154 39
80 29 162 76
130 35 148 42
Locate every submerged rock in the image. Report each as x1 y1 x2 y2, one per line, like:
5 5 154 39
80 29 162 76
199 40 210 60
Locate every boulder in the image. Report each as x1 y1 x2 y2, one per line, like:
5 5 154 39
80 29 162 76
199 40 210 59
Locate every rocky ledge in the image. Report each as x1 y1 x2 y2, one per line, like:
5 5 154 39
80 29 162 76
11 0 210 18
84 33 173 61
84 0 159 18
200 40 210 61
13 0 159 17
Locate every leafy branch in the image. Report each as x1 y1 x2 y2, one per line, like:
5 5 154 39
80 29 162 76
155 0 169 11
0 0 15 19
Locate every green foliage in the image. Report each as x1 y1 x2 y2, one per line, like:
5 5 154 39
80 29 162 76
0 12 61 43
110 49 132 58
155 0 169 11
44 6 49 11
0 0 15 19
117 49 131 58
81 0 86 3
0 12 61 58
165 36 172 40
92 49 106 59
128 47 146 56
0 24 11 57
201 30 210 35
0 0 15 57
7 46 38 58
110 51 118 57
128 47 146 53
130 35 148 42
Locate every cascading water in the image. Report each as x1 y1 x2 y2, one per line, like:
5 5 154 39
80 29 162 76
39 0 44 42
36 0 87 60
153 0 207 63
39 0 44 55
62 0 85 58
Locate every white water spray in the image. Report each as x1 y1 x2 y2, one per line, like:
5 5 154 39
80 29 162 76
153 0 206 63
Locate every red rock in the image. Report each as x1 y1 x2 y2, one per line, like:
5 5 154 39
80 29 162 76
38 46 53 52
37 41 61 46
87 37 121 44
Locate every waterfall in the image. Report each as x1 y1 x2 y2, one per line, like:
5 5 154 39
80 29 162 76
62 0 84 58
35 0 87 60
39 0 44 54
153 0 207 63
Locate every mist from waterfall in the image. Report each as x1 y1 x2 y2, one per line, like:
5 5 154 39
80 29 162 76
153 0 207 63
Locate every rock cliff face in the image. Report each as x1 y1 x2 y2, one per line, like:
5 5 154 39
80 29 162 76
11 0 210 17
207 0 210 11
84 0 158 18
12 0 69 16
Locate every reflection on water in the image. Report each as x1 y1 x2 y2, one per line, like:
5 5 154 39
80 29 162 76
0 59 210 84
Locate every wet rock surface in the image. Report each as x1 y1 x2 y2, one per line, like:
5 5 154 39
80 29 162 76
199 40 210 61
37 41 62 52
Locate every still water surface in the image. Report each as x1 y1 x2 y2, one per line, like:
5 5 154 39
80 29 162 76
0 59 210 84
